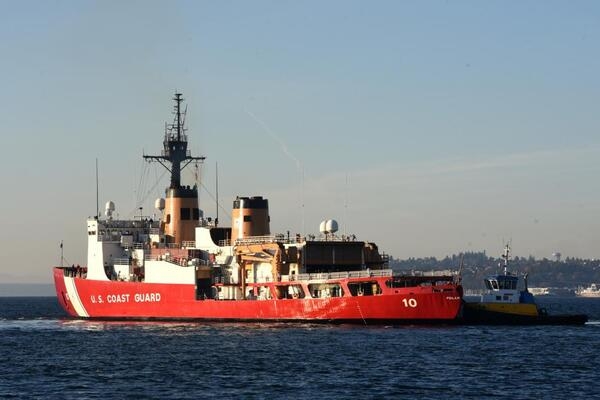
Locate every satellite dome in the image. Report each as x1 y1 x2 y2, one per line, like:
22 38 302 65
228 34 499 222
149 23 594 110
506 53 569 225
155 198 165 211
105 201 115 219
319 220 327 234
325 219 338 234
320 219 338 235
105 201 115 212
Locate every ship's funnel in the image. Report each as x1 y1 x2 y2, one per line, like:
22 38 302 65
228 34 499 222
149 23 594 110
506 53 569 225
231 196 270 242
163 186 199 245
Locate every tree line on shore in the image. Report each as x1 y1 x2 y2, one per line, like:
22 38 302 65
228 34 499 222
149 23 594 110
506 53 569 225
389 251 600 290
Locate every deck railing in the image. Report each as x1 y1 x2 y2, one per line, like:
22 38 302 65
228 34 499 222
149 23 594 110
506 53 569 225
286 269 393 282
234 235 282 245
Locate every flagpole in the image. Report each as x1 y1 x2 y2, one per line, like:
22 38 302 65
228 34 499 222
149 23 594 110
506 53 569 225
60 240 64 267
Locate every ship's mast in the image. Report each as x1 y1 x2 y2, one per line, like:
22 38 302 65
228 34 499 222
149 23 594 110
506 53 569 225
143 93 205 189
143 93 205 244
501 243 511 275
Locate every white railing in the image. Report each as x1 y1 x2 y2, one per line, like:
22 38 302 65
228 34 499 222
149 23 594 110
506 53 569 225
144 253 209 267
234 234 311 245
287 269 393 282
231 233 382 246
235 235 281 245
407 270 458 277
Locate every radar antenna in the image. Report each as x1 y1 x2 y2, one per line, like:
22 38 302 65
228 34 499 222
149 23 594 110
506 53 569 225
501 243 511 275
143 93 205 188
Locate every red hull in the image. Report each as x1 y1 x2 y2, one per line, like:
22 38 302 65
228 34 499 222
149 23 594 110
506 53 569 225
54 268 462 323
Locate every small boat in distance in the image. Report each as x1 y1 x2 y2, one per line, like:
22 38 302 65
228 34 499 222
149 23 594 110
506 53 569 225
528 287 551 296
461 244 587 325
576 283 600 298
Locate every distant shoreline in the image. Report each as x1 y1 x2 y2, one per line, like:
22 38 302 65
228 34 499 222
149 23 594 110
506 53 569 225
0 284 55 297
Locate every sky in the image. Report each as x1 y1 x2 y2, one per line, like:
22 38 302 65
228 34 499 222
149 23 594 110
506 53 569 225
1 0 599 285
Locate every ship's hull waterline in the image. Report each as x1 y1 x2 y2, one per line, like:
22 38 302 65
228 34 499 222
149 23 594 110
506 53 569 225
54 268 462 323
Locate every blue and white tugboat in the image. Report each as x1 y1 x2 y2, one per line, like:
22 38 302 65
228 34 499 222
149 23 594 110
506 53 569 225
461 244 587 325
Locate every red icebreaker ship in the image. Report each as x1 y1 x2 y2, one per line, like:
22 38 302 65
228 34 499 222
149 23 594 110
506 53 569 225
53 93 463 324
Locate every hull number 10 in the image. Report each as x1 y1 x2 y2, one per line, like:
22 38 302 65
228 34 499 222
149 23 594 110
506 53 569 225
402 298 417 308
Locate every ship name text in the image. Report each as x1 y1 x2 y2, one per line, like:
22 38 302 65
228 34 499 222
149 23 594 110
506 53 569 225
90 292 162 304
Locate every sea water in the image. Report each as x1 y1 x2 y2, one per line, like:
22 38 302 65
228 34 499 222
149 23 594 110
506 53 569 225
1 297 599 399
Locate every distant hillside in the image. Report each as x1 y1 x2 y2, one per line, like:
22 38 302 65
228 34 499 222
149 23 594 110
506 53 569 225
0 284 55 297
389 251 600 291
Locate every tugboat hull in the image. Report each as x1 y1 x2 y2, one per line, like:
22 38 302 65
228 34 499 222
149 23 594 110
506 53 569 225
461 302 588 325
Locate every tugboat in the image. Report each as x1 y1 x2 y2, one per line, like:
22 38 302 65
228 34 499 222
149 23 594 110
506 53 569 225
52 93 464 324
461 244 588 325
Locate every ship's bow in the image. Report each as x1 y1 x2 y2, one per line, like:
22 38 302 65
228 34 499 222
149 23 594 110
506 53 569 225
53 267 79 317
